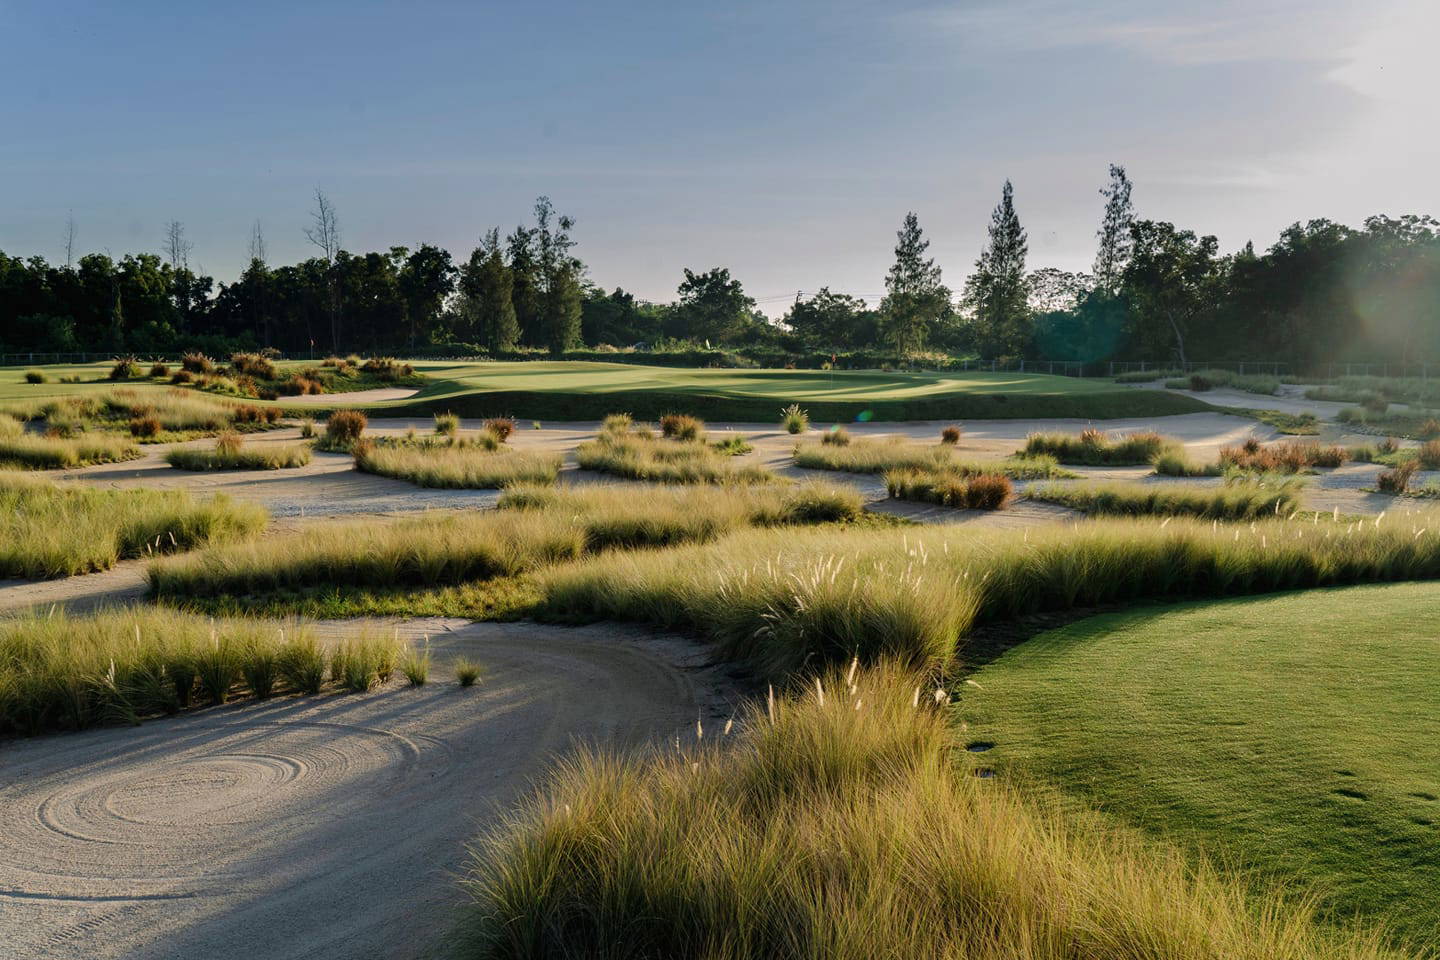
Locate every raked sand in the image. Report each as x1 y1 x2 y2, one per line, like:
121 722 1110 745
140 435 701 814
0 619 735 960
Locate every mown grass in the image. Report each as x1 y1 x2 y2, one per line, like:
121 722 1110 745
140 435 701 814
1022 429 1176 465
577 428 775 484
539 513 1440 680
795 437 1070 478
355 439 561 488
148 482 862 598
1028 478 1305 520
0 608 405 735
457 661 1406 960
961 582 1440 942
1 473 267 578
166 436 313 471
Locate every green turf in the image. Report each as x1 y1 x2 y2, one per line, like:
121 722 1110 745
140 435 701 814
1 360 1212 422
959 582 1440 942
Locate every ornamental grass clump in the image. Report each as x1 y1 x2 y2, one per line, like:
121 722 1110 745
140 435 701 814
577 429 774 484
354 440 560 488
1028 478 1304 520
322 409 367 450
781 403 809 434
1022 430 1176 465
884 469 1013 510
797 437 1066 479
659 413 705 442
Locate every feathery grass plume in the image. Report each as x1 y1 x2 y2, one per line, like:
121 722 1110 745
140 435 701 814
435 411 460 436
402 639 432 686
576 429 775 484
457 661 1398 960
1023 429 1177 465
780 403 809 434
454 657 483 687
0 473 265 579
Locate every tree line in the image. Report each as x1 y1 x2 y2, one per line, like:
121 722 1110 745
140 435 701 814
3 175 1437 368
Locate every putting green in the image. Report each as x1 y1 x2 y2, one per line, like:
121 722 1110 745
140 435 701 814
960 582 1440 940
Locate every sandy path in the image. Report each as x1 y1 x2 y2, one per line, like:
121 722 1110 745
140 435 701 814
0 619 734 960
0 560 149 614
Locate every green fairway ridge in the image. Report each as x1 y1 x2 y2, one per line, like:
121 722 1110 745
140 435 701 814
959 582 1440 942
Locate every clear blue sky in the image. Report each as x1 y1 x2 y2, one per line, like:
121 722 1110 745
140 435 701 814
1 0 1432 310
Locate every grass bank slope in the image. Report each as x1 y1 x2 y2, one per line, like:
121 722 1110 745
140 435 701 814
960 582 1440 942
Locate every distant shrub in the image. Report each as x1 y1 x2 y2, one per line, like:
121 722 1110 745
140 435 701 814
109 357 143 380
1421 419 1440 441
128 414 162 437
940 425 962 445
148 362 170 379
360 357 414 381
325 410 367 446
1188 373 1211 391
1418 440 1440 470
660 413 705 442
1361 393 1390 415
170 369 194 384
821 427 851 446
24 369 46 384
483 417 516 442
230 352 278 380
232 404 281 425
1378 461 1418 494
601 413 633 434
434 412 460 437
780 403 809 435
885 468 1013 510
181 352 215 374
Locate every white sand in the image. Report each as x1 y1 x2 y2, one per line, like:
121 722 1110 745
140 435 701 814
0 619 734 960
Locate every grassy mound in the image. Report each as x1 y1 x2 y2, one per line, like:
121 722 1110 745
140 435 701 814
795 437 1068 478
1022 429 1177 465
960 582 1440 942
0 473 266 578
884 468 1013 509
576 428 774 484
0 608 400 735
166 438 312 471
540 513 1440 680
457 662 1401 960
1029 478 1304 520
355 439 561 488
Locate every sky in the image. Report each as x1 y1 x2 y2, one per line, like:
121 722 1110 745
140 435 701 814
1 0 1434 311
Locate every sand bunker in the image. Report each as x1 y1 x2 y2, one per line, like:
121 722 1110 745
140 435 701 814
0 619 733 960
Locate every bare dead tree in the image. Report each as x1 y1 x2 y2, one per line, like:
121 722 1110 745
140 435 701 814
248 219 267 265
63 212 78 268
163 220 193 272
304 187 342 353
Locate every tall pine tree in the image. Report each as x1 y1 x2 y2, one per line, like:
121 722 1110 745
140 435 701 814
965 180 1031 358
1094 164 1134 294
879 212 950 354
534 196 583 354
460 229 519 352
507 225 542 347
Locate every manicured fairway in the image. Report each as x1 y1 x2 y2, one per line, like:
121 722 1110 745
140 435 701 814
2 359 1209 422
960 582 1440 941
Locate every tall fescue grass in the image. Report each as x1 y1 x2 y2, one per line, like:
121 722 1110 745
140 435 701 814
577 429 774 484
1153 450 1225 476
1029 478 1304 520
795 437 1067 478
150 481 864 597
0 431 141 469
458 662 1402 960
1220 438 1349 472
540 513 1440 679
1022 429 1176 465
884 469 1013 509
355 440 561 488
166 435 313 470
0 608 339 734
499 481 862 549
0 473 266 578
